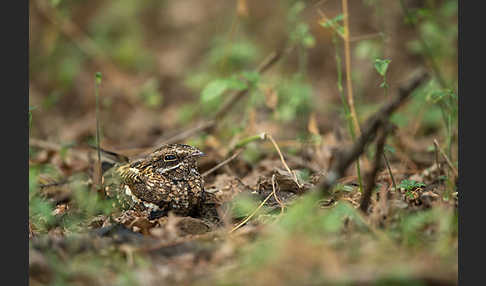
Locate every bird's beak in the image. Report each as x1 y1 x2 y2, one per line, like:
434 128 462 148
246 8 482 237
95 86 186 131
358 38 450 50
191 150 206 158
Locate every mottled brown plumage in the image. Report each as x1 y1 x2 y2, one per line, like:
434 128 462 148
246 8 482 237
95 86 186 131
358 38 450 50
116 144 205 216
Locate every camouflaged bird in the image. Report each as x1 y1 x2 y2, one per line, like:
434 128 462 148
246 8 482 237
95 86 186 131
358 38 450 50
115 144 206 217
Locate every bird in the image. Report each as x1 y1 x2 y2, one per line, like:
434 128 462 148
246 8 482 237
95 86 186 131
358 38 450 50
114 144 206 217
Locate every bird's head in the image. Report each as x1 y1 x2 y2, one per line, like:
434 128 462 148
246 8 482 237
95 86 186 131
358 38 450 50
147 144 206 180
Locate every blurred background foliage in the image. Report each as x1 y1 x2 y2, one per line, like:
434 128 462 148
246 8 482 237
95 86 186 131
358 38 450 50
30 0 457 148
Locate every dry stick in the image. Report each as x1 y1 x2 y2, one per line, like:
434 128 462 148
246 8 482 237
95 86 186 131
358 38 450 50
271 174 286 215
433 139 458 178
87 144 130 163
229 132 300 188
341 0 361 137
227 133 297 232
230 189 275 233
201 148 244 178
433 141 443 177
316 71 429 197
265 133 301 188
93 73 103 194
359 125 389 213
382 152 397 191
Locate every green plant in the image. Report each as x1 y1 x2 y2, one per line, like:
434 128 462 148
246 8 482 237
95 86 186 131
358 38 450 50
200 70 260 113
29 166 55 232
29 106 36 135
398 179 426 191
320 13 364 194
374 58 391 90
426 88 457 158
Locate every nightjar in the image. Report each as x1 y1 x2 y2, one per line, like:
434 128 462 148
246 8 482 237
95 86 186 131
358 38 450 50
115 144 206 216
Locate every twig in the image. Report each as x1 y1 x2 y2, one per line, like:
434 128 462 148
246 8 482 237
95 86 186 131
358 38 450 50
382 152 397 191
265 134 301 188
228 132 301 188
316 70 429 196
232 133 266 151
93 73 103 194
271 174 286 215
202 148 244 178
341 0 361 137
87 144 130 163
359 125 390 213
434 140 443 177
433 139 458 178
228 132 300 233
230 189 274 233
39 179 70 189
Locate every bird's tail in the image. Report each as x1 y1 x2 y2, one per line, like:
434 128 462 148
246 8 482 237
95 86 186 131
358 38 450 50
88 144 130 173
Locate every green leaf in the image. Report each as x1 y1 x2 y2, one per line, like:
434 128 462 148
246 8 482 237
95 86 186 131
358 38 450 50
374 58 391 76
398 179 426 191
226 76 248 90
319 14 343 28
290 23 316 48
303 35 316 48
95 72 102 85
240 71 260 86
384 145 396 154
200 79 230 103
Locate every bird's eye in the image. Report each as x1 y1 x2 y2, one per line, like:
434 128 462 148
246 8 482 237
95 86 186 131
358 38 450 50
164 154 177 161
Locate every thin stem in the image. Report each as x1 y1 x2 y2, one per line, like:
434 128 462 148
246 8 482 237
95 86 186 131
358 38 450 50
383 152 397 191
95 81 101 170
266 134 301 188
433 139 458 178
233 133 266 150
202 149 243 178
333 34 364 193
230 189 274 233
219 5 240 74
342 0 361 136
93 74 103 193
